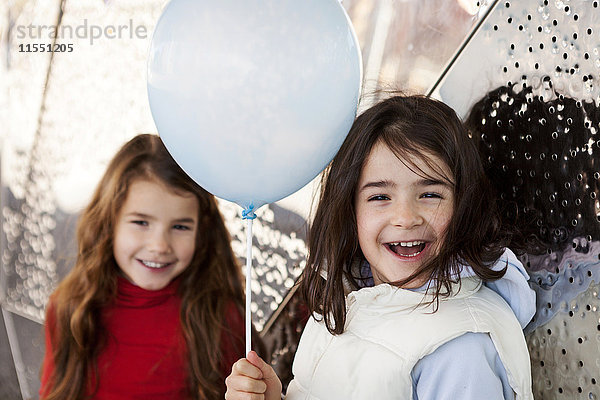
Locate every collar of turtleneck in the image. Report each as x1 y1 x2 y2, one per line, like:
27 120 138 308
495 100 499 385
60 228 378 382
115 275 181 308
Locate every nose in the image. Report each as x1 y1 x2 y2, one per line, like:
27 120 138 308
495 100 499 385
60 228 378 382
390 199 424 228
148 229 172 254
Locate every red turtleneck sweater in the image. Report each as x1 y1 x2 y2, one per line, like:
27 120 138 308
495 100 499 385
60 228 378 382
40 277 245 399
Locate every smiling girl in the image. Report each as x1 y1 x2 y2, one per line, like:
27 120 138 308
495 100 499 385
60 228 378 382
225 95 535 400
40 134 247 400
354 141 455 288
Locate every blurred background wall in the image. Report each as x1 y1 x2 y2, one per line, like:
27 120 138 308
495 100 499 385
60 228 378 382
1 0 598 399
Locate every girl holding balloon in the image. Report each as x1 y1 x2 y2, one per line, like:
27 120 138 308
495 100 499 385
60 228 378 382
225 95 535 400
40 134 250 400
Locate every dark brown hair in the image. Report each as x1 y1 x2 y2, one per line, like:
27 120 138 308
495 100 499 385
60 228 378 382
42 134 245 399
465 83 595 255
301 95 509 334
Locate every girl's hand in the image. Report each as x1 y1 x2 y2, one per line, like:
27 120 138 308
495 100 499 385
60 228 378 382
225 351 283 400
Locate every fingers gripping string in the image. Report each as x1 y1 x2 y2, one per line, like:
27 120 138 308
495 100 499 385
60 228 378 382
242 204 256 355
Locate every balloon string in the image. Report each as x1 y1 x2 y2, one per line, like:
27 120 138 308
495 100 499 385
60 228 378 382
245 217 253 356
242 204 256 355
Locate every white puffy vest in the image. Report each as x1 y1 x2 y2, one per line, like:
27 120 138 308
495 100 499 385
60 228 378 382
285 277 533 400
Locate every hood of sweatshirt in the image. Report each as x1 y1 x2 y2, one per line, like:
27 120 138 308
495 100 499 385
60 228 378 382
461 248 536 328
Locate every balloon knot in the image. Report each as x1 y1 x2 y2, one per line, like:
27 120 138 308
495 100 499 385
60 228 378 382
242 204 257 220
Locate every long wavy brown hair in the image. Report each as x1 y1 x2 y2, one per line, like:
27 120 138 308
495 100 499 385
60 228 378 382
42 134 245 399
301 95 513 335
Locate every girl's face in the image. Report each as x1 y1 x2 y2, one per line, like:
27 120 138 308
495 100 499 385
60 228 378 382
355 142 455 287
113 178 199 291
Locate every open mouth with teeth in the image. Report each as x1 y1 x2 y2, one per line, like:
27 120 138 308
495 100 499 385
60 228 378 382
385 241 427 258
139 260 172 269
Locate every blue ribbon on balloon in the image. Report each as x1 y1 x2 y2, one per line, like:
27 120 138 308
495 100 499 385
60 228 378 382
241 204 257 220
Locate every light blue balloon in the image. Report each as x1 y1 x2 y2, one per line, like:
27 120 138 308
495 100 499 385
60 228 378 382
147 0 362 210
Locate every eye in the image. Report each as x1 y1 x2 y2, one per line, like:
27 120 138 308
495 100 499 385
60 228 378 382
131 220 148 226
173 224 192 231
368 194 390 201
421 192 442 199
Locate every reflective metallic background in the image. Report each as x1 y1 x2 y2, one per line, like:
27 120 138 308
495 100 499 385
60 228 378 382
434 1 600 398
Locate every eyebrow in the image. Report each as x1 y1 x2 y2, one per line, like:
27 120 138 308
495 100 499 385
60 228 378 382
359 178 451 193
125 212 196 223
418 178 451 187
359 180 396 192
